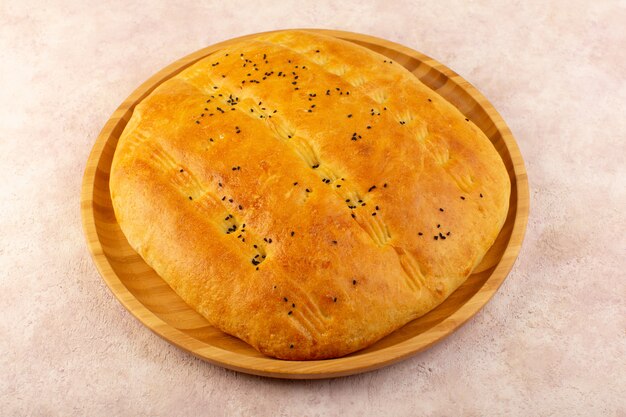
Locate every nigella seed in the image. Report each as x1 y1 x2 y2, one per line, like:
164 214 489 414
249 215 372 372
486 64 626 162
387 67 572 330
480 193 484 198
434 235 439 240
290 344 294 349
291 231 295 237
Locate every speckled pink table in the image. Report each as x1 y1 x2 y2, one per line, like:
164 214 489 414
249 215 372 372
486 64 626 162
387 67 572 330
1 1 624 415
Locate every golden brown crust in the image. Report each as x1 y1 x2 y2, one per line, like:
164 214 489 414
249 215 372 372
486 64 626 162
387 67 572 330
110 30 510 360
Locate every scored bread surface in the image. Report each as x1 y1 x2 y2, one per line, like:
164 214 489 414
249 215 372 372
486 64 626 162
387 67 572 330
110 30 510 360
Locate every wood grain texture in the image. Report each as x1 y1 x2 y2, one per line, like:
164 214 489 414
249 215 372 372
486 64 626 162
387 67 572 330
81 29 529 379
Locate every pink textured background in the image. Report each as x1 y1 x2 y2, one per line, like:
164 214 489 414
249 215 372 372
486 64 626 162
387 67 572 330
1 1 624 415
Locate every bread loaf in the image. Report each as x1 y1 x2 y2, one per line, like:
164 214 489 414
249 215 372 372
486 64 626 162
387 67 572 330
110 30 510 359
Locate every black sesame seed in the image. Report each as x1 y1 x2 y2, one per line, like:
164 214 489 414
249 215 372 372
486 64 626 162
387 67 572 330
352 279 357 285
460 196 466 200
288 311 292 315
434 235 439 240
291 231 295 237
188 196 193 200
418 232 423 236
439 208 444 212
290 344 294 349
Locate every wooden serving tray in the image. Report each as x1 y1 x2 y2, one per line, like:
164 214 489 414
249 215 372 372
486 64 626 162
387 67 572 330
81 29 529 379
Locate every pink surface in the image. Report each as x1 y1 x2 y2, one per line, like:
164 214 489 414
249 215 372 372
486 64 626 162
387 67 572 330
1 1 624 415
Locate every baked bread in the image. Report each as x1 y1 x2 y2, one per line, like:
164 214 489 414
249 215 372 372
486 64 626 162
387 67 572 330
110 30 510 360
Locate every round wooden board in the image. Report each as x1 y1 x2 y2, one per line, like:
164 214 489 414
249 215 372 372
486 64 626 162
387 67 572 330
81 29 529 379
